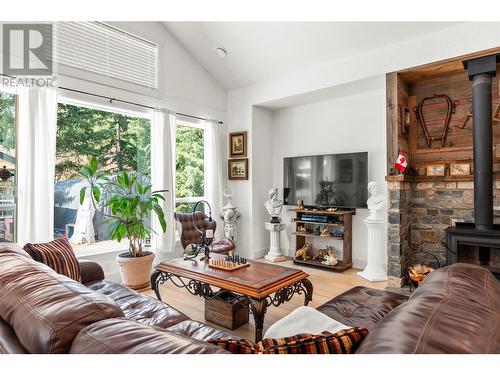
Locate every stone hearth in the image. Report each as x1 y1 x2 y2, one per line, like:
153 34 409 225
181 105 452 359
387 177 500 287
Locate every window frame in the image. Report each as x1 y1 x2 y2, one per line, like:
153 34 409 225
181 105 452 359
174 117 206 211
53 97 153 252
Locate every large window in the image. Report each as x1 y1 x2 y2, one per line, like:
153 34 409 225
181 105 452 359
0 92 16 243
54 102 151 248
175 120 205 213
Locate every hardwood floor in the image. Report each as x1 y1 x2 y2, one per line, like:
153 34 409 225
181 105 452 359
143 257 386 341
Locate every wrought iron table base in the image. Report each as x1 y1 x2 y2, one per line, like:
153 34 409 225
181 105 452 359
150 270 313 342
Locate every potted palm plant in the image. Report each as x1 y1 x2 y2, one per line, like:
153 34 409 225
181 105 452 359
76 157 167 290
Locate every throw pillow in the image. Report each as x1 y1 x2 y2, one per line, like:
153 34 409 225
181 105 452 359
264 306 351 339
24 238 82 282
208 327 368 354
258 328 368 354
208 337 257 354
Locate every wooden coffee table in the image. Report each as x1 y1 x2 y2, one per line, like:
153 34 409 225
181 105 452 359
150 254 313 342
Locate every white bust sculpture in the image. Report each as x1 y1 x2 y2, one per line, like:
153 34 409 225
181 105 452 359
264 187 283 223
367 181 384 221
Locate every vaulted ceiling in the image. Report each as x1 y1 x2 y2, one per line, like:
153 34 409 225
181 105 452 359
163 22 462 90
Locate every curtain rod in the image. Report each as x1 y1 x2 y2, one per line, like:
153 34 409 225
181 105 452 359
0 74 223 124
59 86 224 124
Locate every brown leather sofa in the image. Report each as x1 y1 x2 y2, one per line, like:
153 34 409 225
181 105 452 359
0 244 231 354
1 242 498 354
317 262 500 353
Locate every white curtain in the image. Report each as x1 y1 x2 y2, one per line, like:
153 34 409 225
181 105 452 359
16 87 58 245
205 119 224 240
151 109 176 253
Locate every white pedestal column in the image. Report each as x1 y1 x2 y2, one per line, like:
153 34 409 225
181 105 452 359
357 218 388 282
264 222 287 262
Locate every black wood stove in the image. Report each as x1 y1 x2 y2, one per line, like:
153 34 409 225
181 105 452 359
444 54 500 278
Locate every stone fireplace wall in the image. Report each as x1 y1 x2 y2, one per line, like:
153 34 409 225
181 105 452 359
387 178 500 286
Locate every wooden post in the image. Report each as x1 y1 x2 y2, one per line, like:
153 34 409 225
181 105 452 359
386 72 399 174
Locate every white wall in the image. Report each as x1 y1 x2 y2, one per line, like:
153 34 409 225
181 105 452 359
227 22 500 265
251 106 274 258
271 76 386 268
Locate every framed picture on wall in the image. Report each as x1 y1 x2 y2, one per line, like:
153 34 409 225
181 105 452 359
229 131 247 157
228 158 248 180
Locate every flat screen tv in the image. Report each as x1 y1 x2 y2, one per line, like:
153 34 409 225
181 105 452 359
283 152 368 209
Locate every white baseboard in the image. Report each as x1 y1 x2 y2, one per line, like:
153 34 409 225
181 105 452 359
252 247 270 259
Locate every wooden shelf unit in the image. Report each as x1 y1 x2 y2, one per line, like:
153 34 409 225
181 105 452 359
292 232 344 240
291 209 353 272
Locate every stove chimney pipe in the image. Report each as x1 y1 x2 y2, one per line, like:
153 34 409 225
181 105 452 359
463 55 499 231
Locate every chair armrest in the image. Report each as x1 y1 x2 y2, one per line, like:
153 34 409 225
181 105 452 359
79 260 105 285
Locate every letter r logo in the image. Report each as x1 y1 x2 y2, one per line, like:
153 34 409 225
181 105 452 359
2 24 53 76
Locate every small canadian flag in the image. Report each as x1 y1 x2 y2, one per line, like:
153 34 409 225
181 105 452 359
395 151 408 172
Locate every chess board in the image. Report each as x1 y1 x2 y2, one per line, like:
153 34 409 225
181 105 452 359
208 259 250 271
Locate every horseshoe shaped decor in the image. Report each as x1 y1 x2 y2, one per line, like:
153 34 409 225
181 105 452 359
416 94 454 148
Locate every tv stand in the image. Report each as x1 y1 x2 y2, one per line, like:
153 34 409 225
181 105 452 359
291 208 353 272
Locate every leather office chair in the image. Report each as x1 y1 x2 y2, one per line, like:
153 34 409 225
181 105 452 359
175 211 235 254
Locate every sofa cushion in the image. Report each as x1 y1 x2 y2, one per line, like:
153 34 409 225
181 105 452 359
70 318 229 354
316 286 408 330
0 252 124 353
86 279 189 328
166 320 239 341
209 328 369 354
24 238 81 282
357 264 500 354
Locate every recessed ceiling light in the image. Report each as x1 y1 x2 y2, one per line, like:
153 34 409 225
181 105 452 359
215 47 227 58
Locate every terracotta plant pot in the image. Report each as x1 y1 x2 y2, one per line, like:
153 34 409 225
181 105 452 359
116 251 155 291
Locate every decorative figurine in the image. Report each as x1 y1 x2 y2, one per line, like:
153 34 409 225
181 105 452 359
322 246 338 266
326 207 337 212
314 248 328 260
313 226 321 236
220 186 241 242
297 225 308 234
265 187 284 223
320 226 331 237
367 181 384 221
296 200 304 210
295 243 312 260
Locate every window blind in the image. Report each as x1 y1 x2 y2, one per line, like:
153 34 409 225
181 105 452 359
55 22 158 89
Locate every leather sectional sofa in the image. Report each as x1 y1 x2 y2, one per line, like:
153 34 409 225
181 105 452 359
0 243 498 354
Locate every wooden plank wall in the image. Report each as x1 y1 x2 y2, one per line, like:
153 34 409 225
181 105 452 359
391 63 500 171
